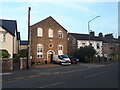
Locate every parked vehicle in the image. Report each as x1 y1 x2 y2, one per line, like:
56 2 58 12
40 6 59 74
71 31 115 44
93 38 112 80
53 54 71 65
69 56 79 64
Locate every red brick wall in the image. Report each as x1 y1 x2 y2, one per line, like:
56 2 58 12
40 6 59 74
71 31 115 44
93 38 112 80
30 17 68 64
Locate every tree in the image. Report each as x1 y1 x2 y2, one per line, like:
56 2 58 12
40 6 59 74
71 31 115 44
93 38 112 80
0 49 10 58
75 46 96 63
19 49 27 58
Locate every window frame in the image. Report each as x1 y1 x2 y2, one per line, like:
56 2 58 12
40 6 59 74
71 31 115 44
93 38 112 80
58 31 63 38
97 43 100 49
37 44 43 58
48 29 53 38
37 28 43 37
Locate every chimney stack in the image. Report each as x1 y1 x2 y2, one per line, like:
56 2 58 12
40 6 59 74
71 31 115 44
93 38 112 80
98 32 103 38
90 31 95 36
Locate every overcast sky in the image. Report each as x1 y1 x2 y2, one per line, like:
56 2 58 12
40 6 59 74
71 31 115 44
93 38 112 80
1 1 119 40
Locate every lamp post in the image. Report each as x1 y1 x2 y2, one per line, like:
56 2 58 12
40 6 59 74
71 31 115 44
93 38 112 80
27 7 31 69
88 16 100 45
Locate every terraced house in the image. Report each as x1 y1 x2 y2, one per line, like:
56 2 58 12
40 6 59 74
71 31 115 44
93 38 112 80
68 31 103 57
30 16 68 64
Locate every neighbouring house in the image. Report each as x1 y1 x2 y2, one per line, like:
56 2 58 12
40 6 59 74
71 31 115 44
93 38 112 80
0 19 20 58
100 33 119 60
68 31 103 57
30 16 68 64
20 40 28 50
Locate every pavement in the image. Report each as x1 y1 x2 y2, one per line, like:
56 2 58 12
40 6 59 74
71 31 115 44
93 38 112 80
2 63 62 82
2 60 118 82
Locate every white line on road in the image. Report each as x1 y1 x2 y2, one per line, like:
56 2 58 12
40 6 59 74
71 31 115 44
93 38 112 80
84 70 109 78
60 67 89 74
0 73 12 75
38 81 66 88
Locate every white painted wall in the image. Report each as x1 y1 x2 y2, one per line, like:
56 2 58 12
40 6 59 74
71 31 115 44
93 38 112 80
14 31 18 54
77 40 103 57
0 27 14 58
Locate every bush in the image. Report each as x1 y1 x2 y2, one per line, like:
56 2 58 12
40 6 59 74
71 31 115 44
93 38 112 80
74 46 96 63
19 49 27 58
0 49 10 58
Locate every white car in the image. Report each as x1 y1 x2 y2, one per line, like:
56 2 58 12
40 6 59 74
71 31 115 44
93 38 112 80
53 54 71 65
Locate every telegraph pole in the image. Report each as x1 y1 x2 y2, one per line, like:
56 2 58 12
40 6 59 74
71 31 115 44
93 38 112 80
27 7 31 69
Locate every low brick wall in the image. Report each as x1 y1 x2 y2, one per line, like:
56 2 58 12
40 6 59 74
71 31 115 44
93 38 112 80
0 58 13 71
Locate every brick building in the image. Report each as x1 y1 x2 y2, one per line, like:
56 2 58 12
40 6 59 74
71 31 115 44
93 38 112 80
30 16 68 64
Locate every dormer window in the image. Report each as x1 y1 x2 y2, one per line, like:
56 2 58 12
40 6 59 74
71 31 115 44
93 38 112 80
58 31 63 38
48 29 53 38
37 28 43 37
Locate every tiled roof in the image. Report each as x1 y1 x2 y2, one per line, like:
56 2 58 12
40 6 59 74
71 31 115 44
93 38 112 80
20 40 28 45
0 19 17 36
69 33 103 41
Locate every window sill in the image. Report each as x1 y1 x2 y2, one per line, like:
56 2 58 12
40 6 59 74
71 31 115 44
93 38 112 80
37 36 43 38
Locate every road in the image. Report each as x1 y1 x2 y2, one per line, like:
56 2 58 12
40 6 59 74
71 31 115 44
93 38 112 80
2 62 119 88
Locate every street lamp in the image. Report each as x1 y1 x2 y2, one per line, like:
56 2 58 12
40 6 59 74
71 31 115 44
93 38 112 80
88 16 100 45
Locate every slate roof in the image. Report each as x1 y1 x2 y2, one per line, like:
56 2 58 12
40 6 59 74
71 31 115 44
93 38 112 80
103 37 118 43
69 33 103 41
0 19 17 36
20 40 28 45
30 16 67 32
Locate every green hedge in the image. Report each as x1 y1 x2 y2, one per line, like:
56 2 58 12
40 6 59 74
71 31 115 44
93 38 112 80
0 49 10 58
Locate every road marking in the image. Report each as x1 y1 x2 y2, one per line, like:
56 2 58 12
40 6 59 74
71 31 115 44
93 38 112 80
38 81 66 88
60 68 89 74
0 73 12 75
85 70 109 78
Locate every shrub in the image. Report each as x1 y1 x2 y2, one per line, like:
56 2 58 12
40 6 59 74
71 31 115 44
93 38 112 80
19 49 27 58
74 46 96 63
0 49 10 58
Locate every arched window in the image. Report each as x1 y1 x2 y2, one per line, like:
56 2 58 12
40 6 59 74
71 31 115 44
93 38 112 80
58 31 63 38
37 28 43 37
48 29 53 38
37 44 43 58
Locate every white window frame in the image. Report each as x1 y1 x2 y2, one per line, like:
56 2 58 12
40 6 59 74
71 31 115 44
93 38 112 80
37 28 43 37
58 31 63 38
48 29 53 38
58 45 63 50
97 43 100 49
37 44 43 58
58 45 63 55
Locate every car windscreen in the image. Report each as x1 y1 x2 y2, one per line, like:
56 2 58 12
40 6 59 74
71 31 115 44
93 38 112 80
61 55 68 58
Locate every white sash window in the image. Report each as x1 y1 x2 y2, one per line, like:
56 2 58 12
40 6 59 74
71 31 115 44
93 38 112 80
37 28 43 37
